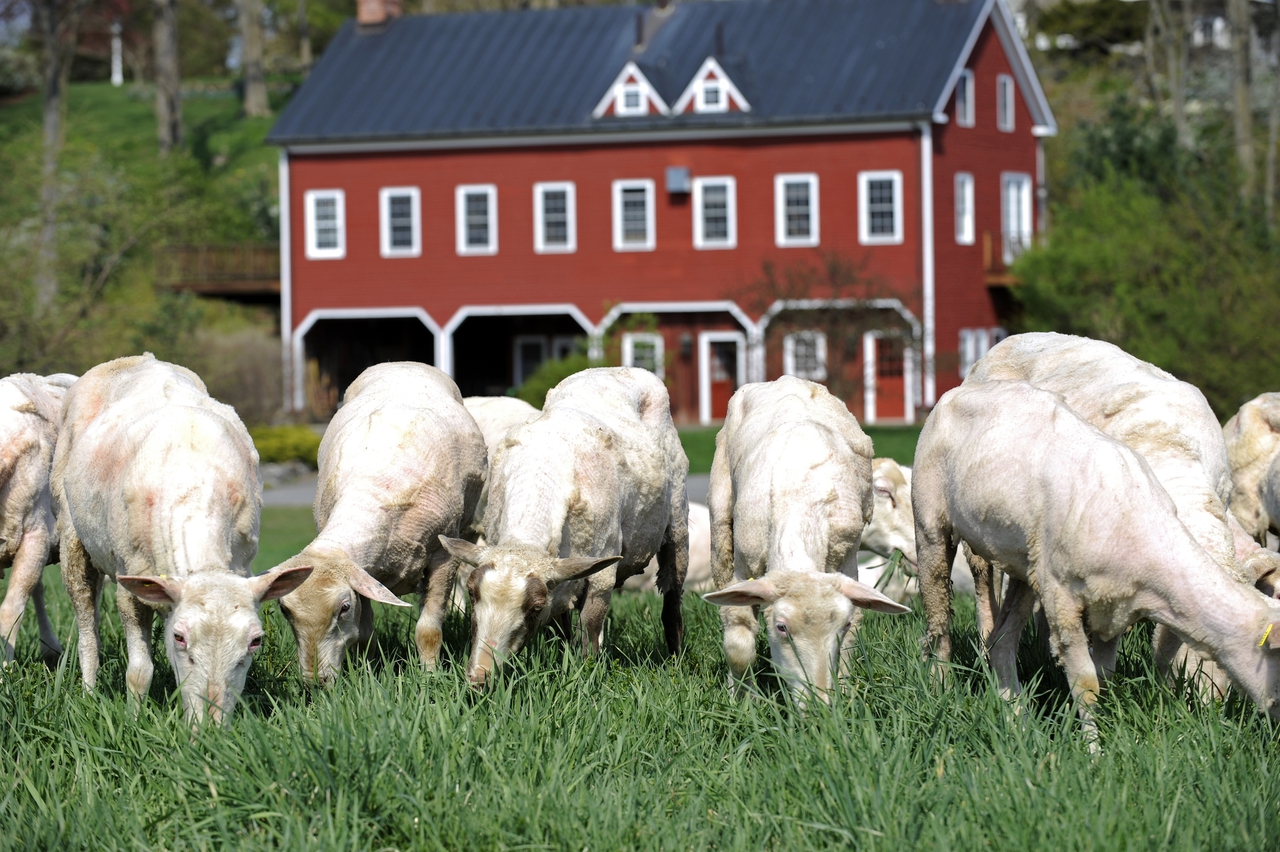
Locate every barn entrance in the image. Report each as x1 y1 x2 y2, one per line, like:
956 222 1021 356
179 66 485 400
300 316 435 419
863 331 915 424
698 330 746 424
450 314 589 398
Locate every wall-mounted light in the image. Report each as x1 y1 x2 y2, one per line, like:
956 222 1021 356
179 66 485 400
666 166 691 195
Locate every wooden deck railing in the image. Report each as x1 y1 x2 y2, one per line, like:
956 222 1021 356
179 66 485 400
156 244 280 296
982 230 1020 287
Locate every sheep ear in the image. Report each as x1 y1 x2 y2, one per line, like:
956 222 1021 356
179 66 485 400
119 575 183 604
438 536 486 567
546 555 621 585
250 565 314 602
345 563 411 608
836 574 911 613
703 578 780 608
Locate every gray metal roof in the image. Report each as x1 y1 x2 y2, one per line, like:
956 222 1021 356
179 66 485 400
269 0 1026 147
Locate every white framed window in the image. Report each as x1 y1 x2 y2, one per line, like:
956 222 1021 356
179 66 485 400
956 69 975 128
858 171 904 245
612 179 656 251
621 332 665 379
456 184 497 256
696 77 728 113
783 331 827 381
959 327 1008 378
955 172 975 245
774 173 819 247
619 83 644 115
304 189 345 260
379 187 420 258
692 176 737 249
1001 172 1033 263
997 74 1016 132
533 182 576 254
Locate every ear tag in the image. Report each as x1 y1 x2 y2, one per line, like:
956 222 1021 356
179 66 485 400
1261 623 1274 648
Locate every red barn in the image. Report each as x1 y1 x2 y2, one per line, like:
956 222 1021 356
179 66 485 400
268 0 1055 424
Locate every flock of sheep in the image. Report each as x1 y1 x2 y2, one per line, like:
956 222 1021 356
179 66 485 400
3 332 1280 745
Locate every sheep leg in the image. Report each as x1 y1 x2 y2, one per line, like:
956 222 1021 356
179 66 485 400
707 447 734 591
1041 588 1103 750
416 549 457 670
967 544 1000 646
30 578 62 668
579 571 615 656
1090 634 1120 685
115 587 155 706
1152 624 1229 701
656 525 687 655
0 528 54 664
60 529 103 691
987 577 1036 700
918 522 957 666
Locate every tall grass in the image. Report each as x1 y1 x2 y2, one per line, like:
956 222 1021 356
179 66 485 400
2 521 1279 849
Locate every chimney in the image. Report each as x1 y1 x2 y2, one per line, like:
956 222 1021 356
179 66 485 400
358 0 402 28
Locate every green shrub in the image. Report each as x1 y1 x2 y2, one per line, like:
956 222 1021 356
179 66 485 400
515 352 604 409
250 424 321 467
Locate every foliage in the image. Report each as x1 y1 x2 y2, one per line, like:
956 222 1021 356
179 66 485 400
250 424 321 466
1067 97 1191 196
178 0 237 78
514 350 602 409
0 41 38 96
1036 0 1148 53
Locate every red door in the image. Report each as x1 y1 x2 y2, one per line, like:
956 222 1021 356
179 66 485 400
709 340 739 419
875 337 906 421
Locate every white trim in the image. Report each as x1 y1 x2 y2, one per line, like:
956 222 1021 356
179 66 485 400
290 307 441 411
692 176 737 250
996 74 1015 133
862 330 917 425
596 300 760 380
279 151 293 411
621 332 665 379
591 61 671 119
379 186 421 258
671 57 752 115
698 331 746 425
612 179 656 252
439 303 597 377
281 120 923 156
1001 171 1033 264
920 126 936 408
954 172 975 245
304 189 345 260
512 335 549 386
782 330 827 381
533 181 577 254
858 170 904 246
551 334 581 360
455 184 498 256
774 173 820 248
955 69 975 128
863 332 878 424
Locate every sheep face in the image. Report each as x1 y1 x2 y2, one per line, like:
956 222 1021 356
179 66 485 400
118 565 311 724
862 460 917 566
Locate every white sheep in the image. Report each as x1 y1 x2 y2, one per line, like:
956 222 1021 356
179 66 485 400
1224 392 1280 553
0 372 76 664
702 377 909 703
622 503 713 594
440 367 688 688
53 355 311 724
915 380 1280 744
274 363 487 685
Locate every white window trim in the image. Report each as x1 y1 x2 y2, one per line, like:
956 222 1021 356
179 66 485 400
959 327 1008 378
782 330 828 381
774 173 820 248
533 181 577 254
1001 172 1033 264
692 176 737 250
956 69 975 128
858 170 904 246
378 186 421 258
592 62 671 119
621 332 665 379
612 179 656 252
698 330 747 425
304 189 345 260
671 57 752 115
455 184 498 256
696 78 729 113
997 74 1016 132
955 172 975 246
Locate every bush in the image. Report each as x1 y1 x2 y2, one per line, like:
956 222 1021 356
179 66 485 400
515 351 603 409
250 424 321 467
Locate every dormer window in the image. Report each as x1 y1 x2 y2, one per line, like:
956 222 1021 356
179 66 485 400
593 62 669 119
620 83 644 115
697 77 727 113
674 57 750 115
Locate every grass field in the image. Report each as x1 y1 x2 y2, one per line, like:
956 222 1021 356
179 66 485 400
2 506 1279 849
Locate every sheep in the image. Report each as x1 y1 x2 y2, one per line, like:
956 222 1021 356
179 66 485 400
52 355 311 724
439 367 688 689
273 362 487 685
463 396 540 461
915 379 1280 745
1223 392 1280 551
622 502 713 594
967 332 1280 694
701 377 909 703
0 372 76 665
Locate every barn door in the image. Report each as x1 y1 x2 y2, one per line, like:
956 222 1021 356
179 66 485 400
874 337 906 421
698 331 746 424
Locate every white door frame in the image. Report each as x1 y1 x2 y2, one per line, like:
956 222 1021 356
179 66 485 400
862 330 916 426
698 330 747 425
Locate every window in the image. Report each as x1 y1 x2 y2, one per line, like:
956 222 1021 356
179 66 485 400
997 74 1015 132
513 336 547 386
696 77 728 113
304 189 345 260
774 173 820 247
858 171 903 245
959 327 1008 378
379 187 420 258
692 176 737 249
612 179 656 251
1001 172 1033 263
956 69 975 127
456 184 497 256
622 332 665 379
534 182 576 253
954 172 975 245
783 331 827 381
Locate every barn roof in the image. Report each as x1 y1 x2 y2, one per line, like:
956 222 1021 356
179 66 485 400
268 0 1055 149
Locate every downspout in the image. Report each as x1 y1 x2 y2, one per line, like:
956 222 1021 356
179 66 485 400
919 122 937 408
278 150 294 413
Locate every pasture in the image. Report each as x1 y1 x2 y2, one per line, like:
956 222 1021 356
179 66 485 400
1 519 1277 848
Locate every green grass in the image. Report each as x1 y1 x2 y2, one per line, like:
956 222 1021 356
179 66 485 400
681 425 922 474
679 427 719 474
3 508 1279 849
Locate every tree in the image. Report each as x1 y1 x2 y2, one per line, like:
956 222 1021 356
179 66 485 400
297 0 311 69
1229 0 1256 203
238 0 269 117
152 0 181 154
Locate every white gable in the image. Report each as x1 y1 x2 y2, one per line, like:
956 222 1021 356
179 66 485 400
672 57 751 115
591 62 671 119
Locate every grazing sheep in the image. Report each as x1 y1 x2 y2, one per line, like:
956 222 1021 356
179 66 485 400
463 396 540 460
0 372 76 665
53 355 311 724
622 502 713 593
1224 393 1280 551
968 332 1280 694
440 367 688 689
274 363 487 685
916 380 1280 744
702 377 909 703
